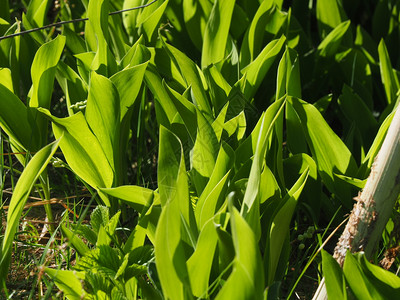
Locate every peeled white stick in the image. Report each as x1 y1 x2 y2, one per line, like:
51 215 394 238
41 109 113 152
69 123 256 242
313 104 400 300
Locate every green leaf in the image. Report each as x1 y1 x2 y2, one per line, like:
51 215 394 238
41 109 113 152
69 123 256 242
287 97 357 207
201 0 236 69
91 205 110 234
164 81 198 142
267 168 309 284
187 218 218 297
191 109 219 194
157 126 196 238
338 85 377 147
162 40 212 117
182 0 212 50
39 109 114 203
359 253 400 296
343 251 374 300
317 20 351 57
241 99 286 237
241 35 286 99
239 0 274 67
215 204 264 300
321 250 346 300
0 68 13 92
0 140 60 287
85 0 117 75
86 72 120 172
26 0 52 27
29 35 66 146
276 47 301 99
316 0 347 38
144 64 179 126
196 142 234 228
100 185 156 212
155 127 198 299
29 35 66 109
56 61 88 116
110 62 148 120
45 269 86 299
0 84 37 151
378 39 399 105
60 224 90 256
141 0 169 43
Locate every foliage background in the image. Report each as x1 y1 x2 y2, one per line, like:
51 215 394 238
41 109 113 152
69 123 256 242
1 0 400 299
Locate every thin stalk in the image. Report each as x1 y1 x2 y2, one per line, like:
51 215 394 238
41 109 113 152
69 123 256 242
39 173 55 233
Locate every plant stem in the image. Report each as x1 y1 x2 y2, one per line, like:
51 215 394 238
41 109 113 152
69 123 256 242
313 104 400 299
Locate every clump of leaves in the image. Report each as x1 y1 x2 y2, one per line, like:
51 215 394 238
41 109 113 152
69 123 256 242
46 205 158 299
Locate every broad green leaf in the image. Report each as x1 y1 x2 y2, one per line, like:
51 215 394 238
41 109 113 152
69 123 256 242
121 40 151 68
26 0 52 27
359 253 400 294
287 97 357 207
122 0 142 37
155 199 192 300
338 85 377 147
203 65 232 113
0 68 13 92
155 127 194 299
29 35 66 147
56 61 88 116
91 205 109 234
318 20 351 57
187 218 218 297
362 110 394 172
196 142 234 228
378 39 399 105
343 252 374 300
164 81 198 142
335 174 366 189
276 47 301 99
157 126 196 239
29 35 66 109
196 171 231 229
144 64 178 126
86 72 120 171
285 96 307 154
75 51 96 84
0 140 60 287
0 1 9 21
100 185 156 212
63 26 86 55
267 168 309 284
45 269 86 299
85 0 117 75
39 109 114 203
241 35 286 99
241 99 285 237
0 84 37 151
215 205 264 300
239 0 274 67
182 0 212 50
201 0 236 68
321 250 347 300
191 109 219 194
141 0 169 43
316 0 346 38
60 224 90 256
110 62 148 120
162 40 212 117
